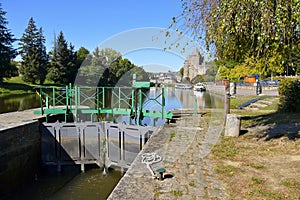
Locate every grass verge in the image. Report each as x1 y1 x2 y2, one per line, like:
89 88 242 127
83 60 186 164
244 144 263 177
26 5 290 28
209 95 300 199
0 76 62 96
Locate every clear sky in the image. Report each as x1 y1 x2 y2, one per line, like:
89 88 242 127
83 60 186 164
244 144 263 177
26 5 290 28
2 0 202 72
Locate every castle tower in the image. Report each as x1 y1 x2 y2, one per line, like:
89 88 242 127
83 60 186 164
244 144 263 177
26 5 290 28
182 48 205 82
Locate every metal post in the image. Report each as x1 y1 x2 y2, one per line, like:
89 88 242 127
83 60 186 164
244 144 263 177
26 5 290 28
65 85 69 122
96 87 99 112
162 87 165 119
118 87 121 108
69 83 72 110
111 88 114 120
46 94 49 123
102 87 105 109
120 130 124 164
225 81 230 116
130 88 135 125
75 86 79 122
52 87 55 107
139 88 143 125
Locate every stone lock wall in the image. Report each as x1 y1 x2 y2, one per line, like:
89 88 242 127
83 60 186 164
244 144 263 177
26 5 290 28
0 121 41 196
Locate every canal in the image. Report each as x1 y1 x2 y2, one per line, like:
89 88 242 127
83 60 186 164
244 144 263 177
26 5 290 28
1 87 224 200
0 93 40 114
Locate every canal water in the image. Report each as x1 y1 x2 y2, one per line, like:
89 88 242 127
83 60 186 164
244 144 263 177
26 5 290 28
1 87 224 200
0 93 40 114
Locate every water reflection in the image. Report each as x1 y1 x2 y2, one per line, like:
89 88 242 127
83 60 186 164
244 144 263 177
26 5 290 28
117 87 224 126
0 93 40 114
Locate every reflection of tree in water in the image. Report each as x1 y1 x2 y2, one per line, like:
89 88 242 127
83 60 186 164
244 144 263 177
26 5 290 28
0 93 40 113
18 98 24 111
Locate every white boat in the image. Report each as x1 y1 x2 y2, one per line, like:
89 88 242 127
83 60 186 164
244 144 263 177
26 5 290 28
175 84 192 89
194 83 206 91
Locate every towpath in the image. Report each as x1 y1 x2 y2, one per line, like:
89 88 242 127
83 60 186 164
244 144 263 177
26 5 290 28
108 109 225 199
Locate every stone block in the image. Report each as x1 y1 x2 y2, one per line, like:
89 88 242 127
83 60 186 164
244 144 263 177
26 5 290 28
225 114 241 137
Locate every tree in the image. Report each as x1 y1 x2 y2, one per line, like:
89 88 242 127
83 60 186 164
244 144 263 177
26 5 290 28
171 0 299 78
47 31 77 84
91 47 122 67
0 4 17 84
204 61 218 82
179 67 184 81
108 57 136 85
76 46 89 67
19 18 48 84
76 48 146 86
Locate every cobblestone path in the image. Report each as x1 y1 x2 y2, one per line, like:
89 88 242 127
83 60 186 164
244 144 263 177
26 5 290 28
108 110 225 200
154 111 224 200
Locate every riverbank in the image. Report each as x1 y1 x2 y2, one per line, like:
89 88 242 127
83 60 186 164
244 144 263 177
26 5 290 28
210 95 300 199
0 76 59 96
0 77 38 96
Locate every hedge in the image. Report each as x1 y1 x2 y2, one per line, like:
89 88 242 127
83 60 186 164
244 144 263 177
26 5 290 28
278 78 300 112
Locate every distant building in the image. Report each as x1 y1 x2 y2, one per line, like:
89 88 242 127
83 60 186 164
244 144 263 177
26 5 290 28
183 48 205 82
149 72 178 85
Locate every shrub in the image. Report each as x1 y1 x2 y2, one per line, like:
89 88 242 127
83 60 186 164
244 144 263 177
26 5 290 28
278 78 300 112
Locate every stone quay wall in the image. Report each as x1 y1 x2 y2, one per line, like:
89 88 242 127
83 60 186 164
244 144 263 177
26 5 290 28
0 120 41 197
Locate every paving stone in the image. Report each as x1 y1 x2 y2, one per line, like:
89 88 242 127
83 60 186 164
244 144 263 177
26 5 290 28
108 110 225 200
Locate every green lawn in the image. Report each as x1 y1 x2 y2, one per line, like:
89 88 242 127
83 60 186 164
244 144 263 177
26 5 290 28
0 76 60 96
0 77 34 95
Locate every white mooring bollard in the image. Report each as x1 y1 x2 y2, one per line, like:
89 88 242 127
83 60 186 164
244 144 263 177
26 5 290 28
225 114 241 137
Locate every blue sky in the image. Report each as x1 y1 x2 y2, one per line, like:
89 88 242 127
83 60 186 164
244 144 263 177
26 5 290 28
2 0 202 72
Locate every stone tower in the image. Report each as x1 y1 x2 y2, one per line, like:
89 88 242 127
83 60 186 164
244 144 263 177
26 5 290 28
183 48 205 82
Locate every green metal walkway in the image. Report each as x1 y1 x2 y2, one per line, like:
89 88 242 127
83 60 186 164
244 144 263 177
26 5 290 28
34 82 172 125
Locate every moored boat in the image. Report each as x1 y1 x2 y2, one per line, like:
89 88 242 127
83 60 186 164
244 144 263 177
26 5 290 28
194 83 206 91
175 84 192 89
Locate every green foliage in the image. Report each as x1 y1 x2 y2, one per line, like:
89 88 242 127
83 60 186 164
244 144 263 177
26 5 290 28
172 0 299 79
215 60 237 80
191 74 204 83
251 177 263 185
211 137 238 158
214 164 240 177
169 132 175 141
204 61 217 81
170 190 182 196
278 78 300 112
282 180 297 188
47 31 77 84
0 4 17 84
76 48 148 86
0 76 34 95
76 46 89 67
189 181 195 187
19 18 48 84
246 162 265 170
179 67 184 78
90 47 122 67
